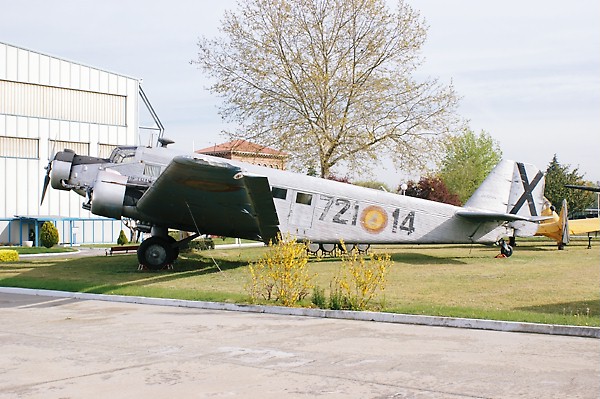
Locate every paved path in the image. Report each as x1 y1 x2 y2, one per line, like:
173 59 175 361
0 291 598 398
18 243 263 259
18 246 107 258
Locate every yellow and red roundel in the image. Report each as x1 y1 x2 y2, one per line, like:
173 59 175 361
360 205 388 234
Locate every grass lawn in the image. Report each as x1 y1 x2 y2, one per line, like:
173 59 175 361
0 238 598 326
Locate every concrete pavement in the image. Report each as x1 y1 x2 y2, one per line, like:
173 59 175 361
0 291 598 398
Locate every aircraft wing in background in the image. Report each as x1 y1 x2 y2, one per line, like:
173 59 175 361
565 184 600 193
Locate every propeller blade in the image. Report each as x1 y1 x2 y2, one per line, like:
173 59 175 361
40 153 55 206
40 174 50 205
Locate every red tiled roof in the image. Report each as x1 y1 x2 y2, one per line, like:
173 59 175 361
195 139 287 157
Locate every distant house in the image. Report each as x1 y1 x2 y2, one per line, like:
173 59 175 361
196 139 288 170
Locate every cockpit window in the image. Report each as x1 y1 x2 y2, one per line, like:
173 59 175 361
109 147 137 164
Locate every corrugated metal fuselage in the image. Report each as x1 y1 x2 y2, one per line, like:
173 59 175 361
252 164 507 245
64 145 511 246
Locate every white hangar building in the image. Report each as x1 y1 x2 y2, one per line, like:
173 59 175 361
0 41 162 246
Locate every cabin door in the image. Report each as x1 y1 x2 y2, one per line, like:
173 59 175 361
288 191 315 229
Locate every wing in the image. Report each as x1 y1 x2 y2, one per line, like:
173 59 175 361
136 156 279 242
455 209 551 223
569 218 600 235
564 184 600 193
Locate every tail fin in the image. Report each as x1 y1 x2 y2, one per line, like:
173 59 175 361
507 162 546 218
465 160 546 218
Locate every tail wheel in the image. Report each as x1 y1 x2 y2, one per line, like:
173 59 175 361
499 239 513 257
137 236 174 270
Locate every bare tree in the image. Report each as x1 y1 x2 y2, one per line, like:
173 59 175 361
193 0 459 177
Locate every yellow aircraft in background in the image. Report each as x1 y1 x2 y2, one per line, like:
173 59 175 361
535 198 599 249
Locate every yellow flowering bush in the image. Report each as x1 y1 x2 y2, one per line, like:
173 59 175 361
248 235 315 307
0 249 19 262
331 241 391 310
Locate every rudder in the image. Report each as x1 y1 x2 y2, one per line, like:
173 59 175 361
507 162 545 218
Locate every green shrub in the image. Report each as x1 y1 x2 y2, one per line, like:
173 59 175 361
0 249 19 262
117 230 129 245
186 238 215 251
40 221 59 248
311 285 326 308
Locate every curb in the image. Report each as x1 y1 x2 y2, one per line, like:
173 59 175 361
18 249 82 258
1 286 598 339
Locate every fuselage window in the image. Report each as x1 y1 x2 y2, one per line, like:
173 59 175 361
272 187 287 200
295 192 313 205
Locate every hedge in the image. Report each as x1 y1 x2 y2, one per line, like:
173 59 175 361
0 249 19 262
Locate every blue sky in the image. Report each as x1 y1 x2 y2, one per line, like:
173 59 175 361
1 0 598 185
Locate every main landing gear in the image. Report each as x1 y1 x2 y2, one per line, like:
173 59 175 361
137 236 177 270
136 227 198 271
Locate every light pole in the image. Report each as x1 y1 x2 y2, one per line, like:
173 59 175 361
400 183 408 196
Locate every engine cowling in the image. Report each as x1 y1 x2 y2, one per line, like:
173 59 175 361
50 150 75 190
91 170 128 219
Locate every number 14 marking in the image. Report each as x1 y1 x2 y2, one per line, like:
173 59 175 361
392 209 415 235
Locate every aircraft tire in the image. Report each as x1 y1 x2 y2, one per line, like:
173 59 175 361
137 236 174 270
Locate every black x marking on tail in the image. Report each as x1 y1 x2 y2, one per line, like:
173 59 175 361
509 163 543 216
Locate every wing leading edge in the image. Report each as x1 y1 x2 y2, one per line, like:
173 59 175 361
136 156 279 242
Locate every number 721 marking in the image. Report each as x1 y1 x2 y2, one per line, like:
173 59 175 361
319 195 416 234
318 196 358 225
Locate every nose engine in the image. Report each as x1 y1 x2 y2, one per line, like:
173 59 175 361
90 170 128 219
50 150 76 191
44 150 128 220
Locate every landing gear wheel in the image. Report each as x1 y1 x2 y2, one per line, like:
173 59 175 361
137 236 174 270
499 239 513 257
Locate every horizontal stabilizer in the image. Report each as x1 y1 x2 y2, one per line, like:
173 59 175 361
456 210 551 223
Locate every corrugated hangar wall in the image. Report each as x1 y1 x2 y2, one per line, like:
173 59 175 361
0 41 141 245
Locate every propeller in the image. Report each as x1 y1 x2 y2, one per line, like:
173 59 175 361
40 151 55 205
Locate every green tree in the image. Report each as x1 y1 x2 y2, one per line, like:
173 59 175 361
39 221 59 248
438 128 502 204
117 230 129 246
544 154 595 216
194 0 459 178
